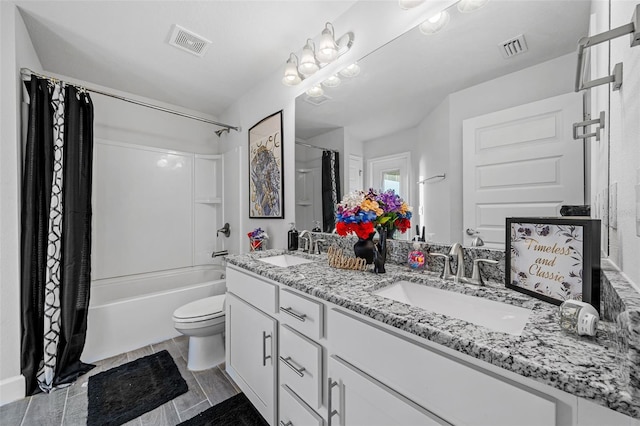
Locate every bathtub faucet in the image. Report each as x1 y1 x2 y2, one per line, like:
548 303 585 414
217 223 230 238
212 250 228 258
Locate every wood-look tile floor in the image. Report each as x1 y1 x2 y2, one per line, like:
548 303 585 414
0 336 241 426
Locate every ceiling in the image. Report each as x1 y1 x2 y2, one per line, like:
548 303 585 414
16 0 357 117
295 0 592 141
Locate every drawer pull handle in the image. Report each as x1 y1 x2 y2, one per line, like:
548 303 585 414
262 331 272 366
279 421 293 426
280 306 307 322
328 378 339 426
279 356 306 377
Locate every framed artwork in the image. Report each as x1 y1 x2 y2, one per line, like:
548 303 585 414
248 110 284 218
505 217 601 312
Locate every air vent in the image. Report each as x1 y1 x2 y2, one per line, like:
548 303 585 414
304 94 332 106
499 34 528 59
168 25 211 57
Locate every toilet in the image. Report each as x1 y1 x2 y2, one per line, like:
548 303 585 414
172 294 226 371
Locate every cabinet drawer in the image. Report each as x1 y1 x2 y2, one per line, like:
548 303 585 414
279 288 323 340
226 266 277 315
279 385 324 426
328 308 556 426
279 324 323 409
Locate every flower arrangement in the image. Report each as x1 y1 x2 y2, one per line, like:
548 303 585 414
335 189 412 239
248 227 269 251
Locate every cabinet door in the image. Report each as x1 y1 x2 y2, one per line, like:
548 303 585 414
227 293 277 425
327 356 449 426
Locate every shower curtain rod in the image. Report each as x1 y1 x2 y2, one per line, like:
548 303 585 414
295 140 339 153
20 68 241 135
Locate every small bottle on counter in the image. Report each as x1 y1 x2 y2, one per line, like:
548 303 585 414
407 242 426 270
287 223 299 251
558 300 599 337
312 220 322 233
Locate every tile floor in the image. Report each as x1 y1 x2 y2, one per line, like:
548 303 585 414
0 336 240 426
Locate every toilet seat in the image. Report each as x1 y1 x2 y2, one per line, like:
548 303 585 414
173 294 225 323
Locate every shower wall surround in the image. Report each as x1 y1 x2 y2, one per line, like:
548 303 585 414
92 139 223 280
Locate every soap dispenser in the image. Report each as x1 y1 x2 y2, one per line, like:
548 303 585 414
288 223 299 251
312 220 322 233
407 242 426 270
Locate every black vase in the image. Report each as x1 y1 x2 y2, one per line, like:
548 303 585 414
374 227 388 274
354 232 376 264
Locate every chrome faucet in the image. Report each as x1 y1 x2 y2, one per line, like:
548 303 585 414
449 242 466 283
427 252 453 280
298 230 311 253
312 238 326 254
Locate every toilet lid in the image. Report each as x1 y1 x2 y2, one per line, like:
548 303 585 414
173 294 225 322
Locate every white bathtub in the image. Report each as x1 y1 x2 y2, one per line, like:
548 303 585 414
82 265 226 363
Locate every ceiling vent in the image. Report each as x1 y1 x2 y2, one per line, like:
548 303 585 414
499 34 528 59
304 94 332 106
168 25 211 57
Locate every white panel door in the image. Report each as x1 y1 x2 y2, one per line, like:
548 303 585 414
463 93 583 248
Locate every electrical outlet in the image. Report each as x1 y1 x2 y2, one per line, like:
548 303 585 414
610 182 617 230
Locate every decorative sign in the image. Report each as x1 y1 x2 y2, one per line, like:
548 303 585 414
505 217 600 311
248 110 284 218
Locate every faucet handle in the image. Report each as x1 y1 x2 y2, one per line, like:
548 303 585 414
428 252 453 280
312 239 326 254
470 258 499 285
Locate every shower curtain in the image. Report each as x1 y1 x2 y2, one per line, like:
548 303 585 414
321 150 341 233
21 76 95 394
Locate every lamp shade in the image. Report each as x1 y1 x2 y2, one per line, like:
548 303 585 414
298 40 319 77
419 10 450 35
306 84 324 97
398 0 425 9
316 23 339 63
282 55 302 86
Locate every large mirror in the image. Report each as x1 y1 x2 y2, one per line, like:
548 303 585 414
295 0 608 249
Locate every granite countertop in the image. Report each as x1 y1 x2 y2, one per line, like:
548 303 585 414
226 249 639 419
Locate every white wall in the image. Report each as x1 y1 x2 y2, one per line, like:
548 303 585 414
0 1 42 404
609 0 640 288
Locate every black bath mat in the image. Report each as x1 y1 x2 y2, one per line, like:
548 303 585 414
178 393 268 426
87 350 188 426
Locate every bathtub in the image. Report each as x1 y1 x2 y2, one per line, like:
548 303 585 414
82 265 226 363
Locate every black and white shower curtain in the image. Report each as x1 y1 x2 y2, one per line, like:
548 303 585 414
21 76 95 394
321 150 341 233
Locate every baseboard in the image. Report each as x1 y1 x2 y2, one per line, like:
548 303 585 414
0 374 25 406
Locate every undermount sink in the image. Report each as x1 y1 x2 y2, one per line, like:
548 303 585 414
257 254 315 267
372 281 532 336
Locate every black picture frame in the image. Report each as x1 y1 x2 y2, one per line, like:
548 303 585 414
248 110 284 219
505 217 601 312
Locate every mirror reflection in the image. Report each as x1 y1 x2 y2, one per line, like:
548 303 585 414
295 0 600 248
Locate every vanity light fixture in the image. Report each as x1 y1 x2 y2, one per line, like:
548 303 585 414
298 39 320 77
316 22 354 64
457 0 489 13
322 74 341 88
282 53 302 86
398 0 425 9
419 10 450 35
306 84 324 97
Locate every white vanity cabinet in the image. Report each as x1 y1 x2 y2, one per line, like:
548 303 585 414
226 268 279 425
328 355 449 426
